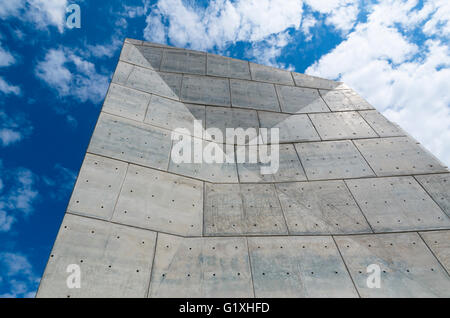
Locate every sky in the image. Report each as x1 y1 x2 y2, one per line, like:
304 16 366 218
0 0 448 297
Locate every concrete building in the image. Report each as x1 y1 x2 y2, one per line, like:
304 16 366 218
37 38 450 297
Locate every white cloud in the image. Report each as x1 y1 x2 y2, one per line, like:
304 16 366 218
0 77 20 95
0 252 38 298
301 14 317 41
35 48 109 103
247 31 295 69
306 0 450 166
305 0 359 33
0 111 33 147
144 0 303 51
0 0 68 32
0 162 38 232
0 43 16 67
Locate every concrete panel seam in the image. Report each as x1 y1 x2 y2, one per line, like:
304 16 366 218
245 237 257 298
331 235 361 298
413 175 450 219
306 113 323 142
145 232 159 298
343 180 375 233
350 139 377 176
417 232 450 278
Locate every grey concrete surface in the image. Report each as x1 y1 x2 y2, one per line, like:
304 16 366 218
415 173 450 217
67 154 127 220
249 63 294 85
38 39 450 298
346 177 450 232
230 79 280 111
88 113 172 171
291 72 341 89
237 144 307 183
103 83 151 122
335 233 450 297
160 49 206 75
120 43 163 70
144 95 205 133
295 140 375 180
168 138 239 183
275 180 372 235
309 111 378 140
354 137 448 176
420 230 450 273
149 234 254 297
207 54 251 80
112 164 203 236
248 236 359 297
319 89 356 111
126 65 182 100
204 183 288 236
359 110 406 137
275 85 330 113
205 107 259 144
111 61 133 85
37 214 157 298
258 111 320 143
181 75 231 106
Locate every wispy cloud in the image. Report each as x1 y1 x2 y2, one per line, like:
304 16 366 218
0 162 38 232
0 252 39 298
35 48 109 104
0 111 33 147
306 0 450 166
0 0 68 32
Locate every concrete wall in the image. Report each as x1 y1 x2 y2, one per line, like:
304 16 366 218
37 38 450 298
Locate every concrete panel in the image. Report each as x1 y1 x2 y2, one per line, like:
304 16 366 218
248 236 358 297
275 85 330 114
207 54 251 80
103 83 151 121
67 154 127 220
126 66 182 100
112 165 203 236
37 214 157 298
149 234 253 297
237 144 307 183
292 72 341 89
342 89 375 110
346 177 450 232
319 89 355 111
249 63 294 85
88 113 172 170
119 43 163 70
309 112 378 140
295 140 375 180
144 95 205 133
111 61 133 85
204 183 288 236
359 110 405 137
275 180 371 235
420 230 450 273
354 137 448 176
168 139 239 183
335 232 450 297
181 75 230 106
205 107 259 145
258 111 320 143
160 49 206 75
230 79 280 112
125 38 143 45
415 173 450 217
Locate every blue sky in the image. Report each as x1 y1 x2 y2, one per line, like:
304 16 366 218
0 0 448 297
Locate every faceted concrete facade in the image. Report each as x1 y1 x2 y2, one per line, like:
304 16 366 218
37 38 450 298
